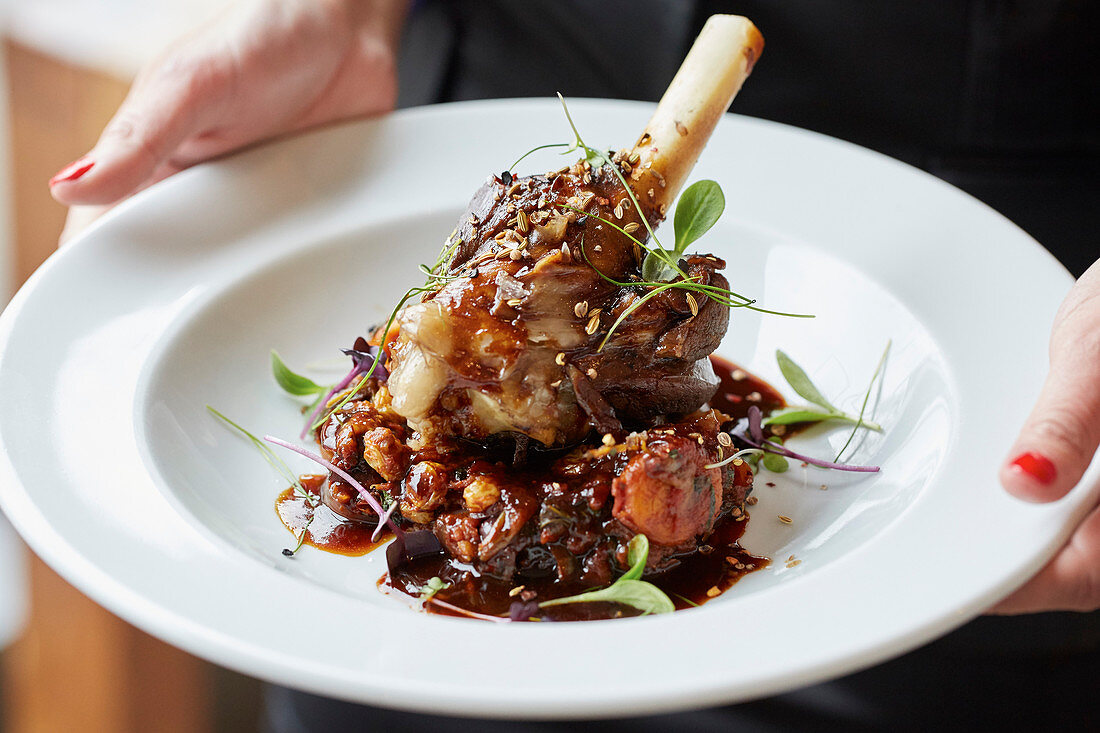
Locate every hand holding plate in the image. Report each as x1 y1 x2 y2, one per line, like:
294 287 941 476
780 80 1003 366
994 259 1100 613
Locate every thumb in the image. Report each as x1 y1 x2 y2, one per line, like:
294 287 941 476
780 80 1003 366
1000 261 1100 503
49 55 230 206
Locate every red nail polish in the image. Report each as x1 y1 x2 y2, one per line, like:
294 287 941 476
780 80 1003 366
49 157 94 186
1010 452 1057 485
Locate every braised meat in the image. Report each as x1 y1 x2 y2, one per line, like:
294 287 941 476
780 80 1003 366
386 160 729 448
286 15 771 618
316 391 752 587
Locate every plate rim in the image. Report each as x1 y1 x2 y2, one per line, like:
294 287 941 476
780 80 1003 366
0 97 1094 719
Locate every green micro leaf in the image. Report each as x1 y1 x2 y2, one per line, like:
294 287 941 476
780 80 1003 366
538 533 674 615
643 179 724 282
775 350 837 411
763 407 881 430
271 351 326 396
538 579 675 615
674 180 725 251
419 576 451 601
761 452 790 473
762 407 837 426
622 534 649 581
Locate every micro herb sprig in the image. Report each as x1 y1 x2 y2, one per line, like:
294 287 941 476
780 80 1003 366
834 340 891 462
207 406 319 556
418 576 451 602
764 350 886 432
510 142 572 171
557 93 684 279
419 229 462 286
569 212 804 313
570 227 811 351
728 343 892 474
271 352 327 396
548 94 813 350
671 593 701 608
734 405 881 473
644 179 725 282
308 229 472 435
704 447 763 470
309 285 432 432
537 534 675 615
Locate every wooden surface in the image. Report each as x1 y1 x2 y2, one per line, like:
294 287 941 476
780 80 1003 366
1 39 258 733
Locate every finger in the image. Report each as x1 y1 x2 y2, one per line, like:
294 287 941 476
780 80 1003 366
990 500 1100 613
1000 261 1100 503
49 53 232 206
59 205 114 247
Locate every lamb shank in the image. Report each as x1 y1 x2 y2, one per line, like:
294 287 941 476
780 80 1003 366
388 16 763 449
312 16 769 617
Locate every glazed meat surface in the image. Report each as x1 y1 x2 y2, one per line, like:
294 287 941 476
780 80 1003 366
386 159 730 448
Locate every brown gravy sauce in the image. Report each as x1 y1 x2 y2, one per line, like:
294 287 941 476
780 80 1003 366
276 475 389 556
276 356 783 620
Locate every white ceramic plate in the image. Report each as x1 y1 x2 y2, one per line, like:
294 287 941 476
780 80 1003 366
0 99 1096 719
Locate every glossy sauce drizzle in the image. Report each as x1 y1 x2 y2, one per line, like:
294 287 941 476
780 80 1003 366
276 475 390 556
276 357 782 620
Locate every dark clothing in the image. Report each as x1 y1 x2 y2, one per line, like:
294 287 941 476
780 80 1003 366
265 632 1100 730
268 1 1100 729
400 0 1098 277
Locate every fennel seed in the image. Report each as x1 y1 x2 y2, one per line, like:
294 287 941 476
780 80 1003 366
585 313 600 335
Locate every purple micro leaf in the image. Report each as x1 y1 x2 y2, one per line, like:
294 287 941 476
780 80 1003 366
341 340 388 382
263 435 405 535
509 599 541 622
747 406 763 443
739 433 879 473
299 339 388 439
769 443 880 472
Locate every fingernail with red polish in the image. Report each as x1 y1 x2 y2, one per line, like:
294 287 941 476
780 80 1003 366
49 157 94 186
1010 452 1057 485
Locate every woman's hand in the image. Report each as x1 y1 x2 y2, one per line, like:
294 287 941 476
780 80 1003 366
993 259 1100 613
49 0 408 212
